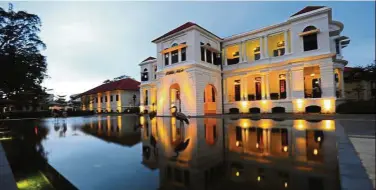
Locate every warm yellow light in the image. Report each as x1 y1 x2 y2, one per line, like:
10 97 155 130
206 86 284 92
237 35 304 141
294 120 306 130
236 171 240 177
257 176 261 182
317 136 321 142
310 73 315 77
283 146 288 152
324 120 334 130
296 99 304 110
242 101 247 107
256 143 259 149
284 182 288 188
236 141 240 147
313 148 318 155
323 99 332 112
140 116 145 125
262 100 267 104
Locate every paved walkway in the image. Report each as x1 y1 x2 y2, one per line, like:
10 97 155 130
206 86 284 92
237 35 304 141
340 119 376 189
0 143 17 190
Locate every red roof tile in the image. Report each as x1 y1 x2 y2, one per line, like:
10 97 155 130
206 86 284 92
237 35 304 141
80 78 140 96
152 22 222 43
290 6 326 17
141 56 156 63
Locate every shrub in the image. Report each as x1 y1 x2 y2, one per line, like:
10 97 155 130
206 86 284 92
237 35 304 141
305 105 321 113
229 108 239 114
66 110 95 116
272 107 285 113
249 107 261 114
5 111 50 118
337 100 376 114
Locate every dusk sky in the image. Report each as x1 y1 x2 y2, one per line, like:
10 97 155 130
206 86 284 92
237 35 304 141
1 1 374 98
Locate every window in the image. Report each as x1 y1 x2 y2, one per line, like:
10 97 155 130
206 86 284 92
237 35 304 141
110 95 113 102
200 42 205 61
95 97 98 103
142 68 149 82
234 80 241 101
206 43 212 64
164 53 169 65
213 52 218 65
154 65 157 79
211 87 215 102
254 46 261 60
335 39 340 54
144 90 148 105
105 96 107 102
171 50 178 64
303 26 318 51
181 47 186 61
116 94 119 101
101 96 103 103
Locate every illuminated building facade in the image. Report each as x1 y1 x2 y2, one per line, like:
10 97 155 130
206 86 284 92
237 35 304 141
140 6 350 116
80 78 140 113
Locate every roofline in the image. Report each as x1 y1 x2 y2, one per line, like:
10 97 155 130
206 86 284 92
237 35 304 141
223 7 331 43
152 24 222 43
139 59 157 66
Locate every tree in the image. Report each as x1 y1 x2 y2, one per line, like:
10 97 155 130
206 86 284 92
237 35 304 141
55 95 66 105
0 4 47 103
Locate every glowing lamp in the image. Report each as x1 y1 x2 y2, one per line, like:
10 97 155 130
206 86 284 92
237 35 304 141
236 141 240 147
283 146 288 152
310 73 315 77
313 148 318 155
317 136 321 142
257 176 261 182
323 99 332 112
256 143 259 149
242 101 247 107
236 171 240 177
284 182 288 188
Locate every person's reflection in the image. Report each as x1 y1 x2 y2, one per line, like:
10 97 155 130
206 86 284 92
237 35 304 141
54 122 60 132
59 121 67 137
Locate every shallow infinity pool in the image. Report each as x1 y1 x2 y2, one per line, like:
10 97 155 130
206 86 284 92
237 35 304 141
2 115 340 190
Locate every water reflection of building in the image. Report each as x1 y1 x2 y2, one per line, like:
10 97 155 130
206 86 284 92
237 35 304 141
82 115 141 147
225 119 338 190
141 117 225 190
143 117 339 190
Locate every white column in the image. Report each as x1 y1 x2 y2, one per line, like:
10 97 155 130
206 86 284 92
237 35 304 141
223 77 228 102
265 73 270 99
341 69 345 98
291 68 305 99
242 75 248 100
168 52 172 65
264 36 269 58
239 42 243 63
243 41 248 63
261 75 266 100
284 30 289 54
286 70 291 99
204 47 207 62
211 51 214 64
223 47 227 65
178 49 181 62
320 63 336 98
259 37 264 59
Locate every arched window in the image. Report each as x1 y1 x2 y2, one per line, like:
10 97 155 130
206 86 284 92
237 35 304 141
171 43 178 47
206 43 212 63
303 26 318 51
142 68 149 81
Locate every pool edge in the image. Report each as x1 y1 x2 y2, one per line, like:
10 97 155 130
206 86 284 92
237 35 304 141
0 142 18 190
335 121 374 190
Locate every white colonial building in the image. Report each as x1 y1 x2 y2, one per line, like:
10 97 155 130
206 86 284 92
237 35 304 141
139 6 350 116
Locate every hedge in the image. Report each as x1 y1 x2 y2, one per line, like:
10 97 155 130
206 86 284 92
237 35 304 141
336 100 376 114
2 110 95 119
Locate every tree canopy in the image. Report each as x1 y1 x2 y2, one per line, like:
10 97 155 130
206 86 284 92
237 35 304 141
0 4 47 106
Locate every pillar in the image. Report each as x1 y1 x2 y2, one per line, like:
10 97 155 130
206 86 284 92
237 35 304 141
259 37 264 59
320 63 336 98
264 36 269 58
286 70 291 99
291 67 304 99
340 69 345 98
261 75 266 100
241 75 248 100
243 41 247 63
239 42 243 63
223 77 228 102
265 73 270 99
284 30 289 54
223 47 228 65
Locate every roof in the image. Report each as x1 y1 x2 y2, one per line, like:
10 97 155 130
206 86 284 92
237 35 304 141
80 78 140 96
141 56 156 63
152 22 222 43
290 6 326 17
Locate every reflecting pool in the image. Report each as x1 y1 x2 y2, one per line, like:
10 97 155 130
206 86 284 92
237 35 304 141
2 115 340 190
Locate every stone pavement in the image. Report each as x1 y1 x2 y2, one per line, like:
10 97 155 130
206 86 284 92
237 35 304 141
340 119 376 189
0 143 17 190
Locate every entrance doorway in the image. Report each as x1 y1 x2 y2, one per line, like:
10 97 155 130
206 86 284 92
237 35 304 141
170 84 181 113
204 84 217 115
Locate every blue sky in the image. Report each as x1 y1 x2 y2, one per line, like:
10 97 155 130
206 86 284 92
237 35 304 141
1 1 374 97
